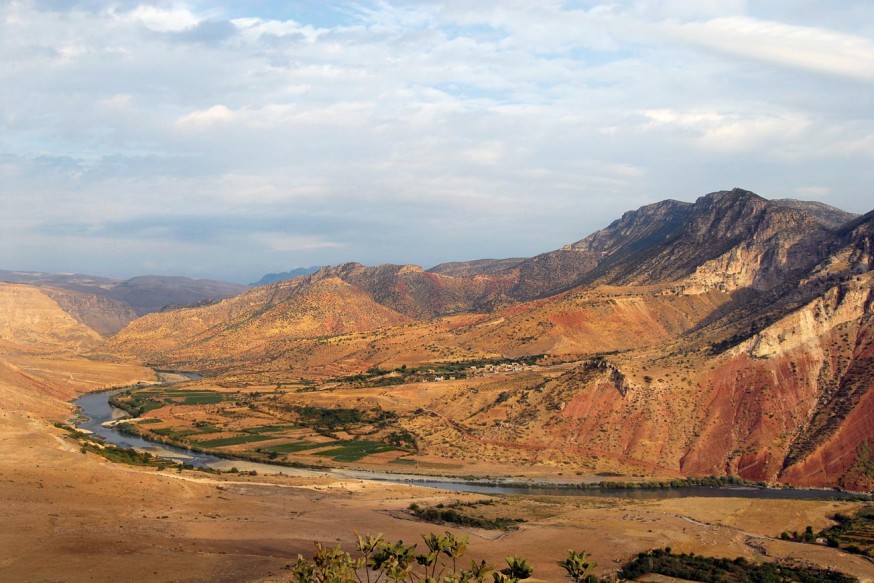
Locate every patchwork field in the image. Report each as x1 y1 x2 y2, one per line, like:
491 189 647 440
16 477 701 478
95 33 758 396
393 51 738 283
108 358 627 477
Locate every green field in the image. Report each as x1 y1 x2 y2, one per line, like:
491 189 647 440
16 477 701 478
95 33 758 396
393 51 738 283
820 506 874 554
243 424 299 434
261 441 331 454
314 440 397 462
195 434 275 448
160 390 226 405
152 424 221 438
152 427 201 437
113 389 231 416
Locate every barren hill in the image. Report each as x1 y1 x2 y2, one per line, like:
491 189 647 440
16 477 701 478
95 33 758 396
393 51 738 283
0 283 103 352
100 189 873 488
0 271 248 334
0 283 149 416
107 275 411 373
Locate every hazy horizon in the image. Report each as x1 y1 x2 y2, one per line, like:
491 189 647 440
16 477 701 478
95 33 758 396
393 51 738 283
2 1 873 283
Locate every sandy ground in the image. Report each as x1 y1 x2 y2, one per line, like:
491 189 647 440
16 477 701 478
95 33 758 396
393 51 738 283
2 407 873 583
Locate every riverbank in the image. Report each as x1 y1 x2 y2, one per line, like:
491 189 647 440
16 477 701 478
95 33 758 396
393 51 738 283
6 405 874 583
74 388 873 501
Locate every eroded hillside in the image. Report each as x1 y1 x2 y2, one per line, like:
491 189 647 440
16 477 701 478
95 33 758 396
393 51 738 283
0 283 151 416
100 189 874 488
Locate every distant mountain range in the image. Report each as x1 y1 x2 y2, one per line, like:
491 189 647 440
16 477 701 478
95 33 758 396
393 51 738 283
5 188 873 489
250 266 325 286
0 271 248 334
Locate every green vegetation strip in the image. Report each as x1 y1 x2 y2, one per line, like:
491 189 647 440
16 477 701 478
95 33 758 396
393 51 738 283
243 424 299 434
408 501 524 531
152 427 201 437
262 441 332 454
619 548 856 582
196 434 275 448
110 389 231 416
314 440 397 462
160 390 225 405
53 423 164 468
793 505 874 555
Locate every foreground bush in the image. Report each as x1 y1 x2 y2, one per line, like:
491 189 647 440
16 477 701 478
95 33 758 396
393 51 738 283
288 531 601 583
288 534 859 583
618 547 857 583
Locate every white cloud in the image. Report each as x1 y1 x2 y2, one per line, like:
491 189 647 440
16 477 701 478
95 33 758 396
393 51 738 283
230 16 323 43
1 1 872 281
99 94 132 109
641 109 812 153
254 234 345 253
123 5 199 32
629 0 749 20
459 141 505 165
175 104 236 129
661 16 874 81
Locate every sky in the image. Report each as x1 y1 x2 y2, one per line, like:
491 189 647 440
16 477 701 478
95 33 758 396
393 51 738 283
1 1 873 284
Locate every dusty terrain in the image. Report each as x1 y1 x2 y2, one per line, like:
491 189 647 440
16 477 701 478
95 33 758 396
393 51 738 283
3 406 874 583
2 191 873 581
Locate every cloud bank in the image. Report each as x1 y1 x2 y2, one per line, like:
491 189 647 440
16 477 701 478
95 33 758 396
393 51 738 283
1 0 872 282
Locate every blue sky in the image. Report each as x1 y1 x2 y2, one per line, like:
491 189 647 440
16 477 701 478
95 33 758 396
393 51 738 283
1 1 873 283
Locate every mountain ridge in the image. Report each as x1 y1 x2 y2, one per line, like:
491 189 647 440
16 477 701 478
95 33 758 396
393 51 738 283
0 271 249 334
81 189 874 488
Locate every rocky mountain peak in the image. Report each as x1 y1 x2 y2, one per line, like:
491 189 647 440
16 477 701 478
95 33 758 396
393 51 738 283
696 187 766 204
572 198 692 255
772 199 858 230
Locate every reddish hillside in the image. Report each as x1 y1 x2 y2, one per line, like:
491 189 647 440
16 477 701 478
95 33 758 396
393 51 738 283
100 190 873 488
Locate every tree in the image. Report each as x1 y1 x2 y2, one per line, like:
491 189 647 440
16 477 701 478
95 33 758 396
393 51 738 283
558 549 598 582
285 532 613 583
290 531 503 583
495 555 533 582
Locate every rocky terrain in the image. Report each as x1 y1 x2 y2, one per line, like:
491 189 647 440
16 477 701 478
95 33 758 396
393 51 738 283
1 187 872 583
98 189 874 491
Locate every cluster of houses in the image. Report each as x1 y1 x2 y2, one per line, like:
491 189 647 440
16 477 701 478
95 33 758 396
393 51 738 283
410 361 530 383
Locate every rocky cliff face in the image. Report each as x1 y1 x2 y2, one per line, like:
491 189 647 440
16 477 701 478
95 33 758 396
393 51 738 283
0 284 102 352
41 288 138 337
496 199 693 300
595 190 840 291
771 199 858 229
100 189 873 488
675 273 873 489
488 189 856 300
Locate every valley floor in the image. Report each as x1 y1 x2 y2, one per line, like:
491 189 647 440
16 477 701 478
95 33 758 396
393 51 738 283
2 408 873 583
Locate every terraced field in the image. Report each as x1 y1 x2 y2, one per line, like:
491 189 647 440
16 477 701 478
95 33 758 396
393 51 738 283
120 382 408 466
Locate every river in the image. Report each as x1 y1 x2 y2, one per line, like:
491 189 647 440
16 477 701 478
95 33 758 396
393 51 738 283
72 387 872 501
